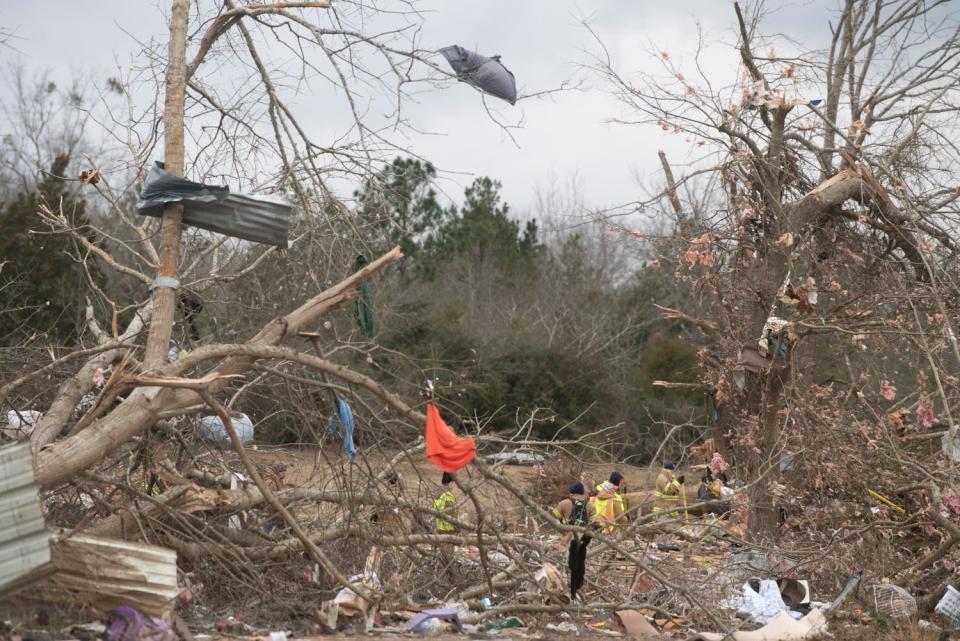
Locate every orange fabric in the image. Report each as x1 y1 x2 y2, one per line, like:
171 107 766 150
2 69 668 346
425 401 476 472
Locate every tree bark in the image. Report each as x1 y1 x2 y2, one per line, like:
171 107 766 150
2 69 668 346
144 0 189 368
728 169 862 540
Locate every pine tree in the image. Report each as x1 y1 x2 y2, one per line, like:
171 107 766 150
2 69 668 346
0 155 98 343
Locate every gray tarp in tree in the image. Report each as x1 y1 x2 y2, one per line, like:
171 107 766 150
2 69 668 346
137 162 293 246
439 45 517 105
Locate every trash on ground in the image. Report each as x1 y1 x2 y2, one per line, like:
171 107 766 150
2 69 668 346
691 608 827 641
737 580 803 625
942 430 960 462
3 410 42 440
404 608 463 633
483 617 524 630
872 583 916 619
327 569 381 631
614 609 658 636
197 413 254 448
935 585 960 629
777 578 811 608
534 562 568 604
103 605 175 641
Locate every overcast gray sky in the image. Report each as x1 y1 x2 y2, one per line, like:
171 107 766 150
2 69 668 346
0 1 831 216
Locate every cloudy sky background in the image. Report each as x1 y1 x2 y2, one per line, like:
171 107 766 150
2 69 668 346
0 0 834 219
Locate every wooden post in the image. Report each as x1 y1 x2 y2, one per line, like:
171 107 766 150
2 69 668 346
144 0 190 368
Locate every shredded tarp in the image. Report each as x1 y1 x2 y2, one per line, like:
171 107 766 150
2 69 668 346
137 162 292 246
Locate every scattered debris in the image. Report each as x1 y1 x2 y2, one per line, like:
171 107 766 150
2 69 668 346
44 535 179 617
404 608 463 633
197 413 254 449
942 429 960 462
545 621 579 634
615 609 659 637
872 583 917 619
3 410 42 440
935 585 960 629
483 617 524 630
737 580 802 625
692 609 827 641
485 451 546 466
327 564 381 632
103 605 175 641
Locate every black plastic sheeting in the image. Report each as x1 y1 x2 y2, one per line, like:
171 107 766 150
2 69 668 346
136 162 293 246
439 45 517 105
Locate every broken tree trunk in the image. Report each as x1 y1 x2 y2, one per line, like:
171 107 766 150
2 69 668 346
143 0 189 368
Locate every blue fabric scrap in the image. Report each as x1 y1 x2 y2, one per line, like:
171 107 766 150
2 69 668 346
327 398 357 463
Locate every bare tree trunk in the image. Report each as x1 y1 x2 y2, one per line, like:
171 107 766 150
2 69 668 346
746 374 786 539
144 0 189 368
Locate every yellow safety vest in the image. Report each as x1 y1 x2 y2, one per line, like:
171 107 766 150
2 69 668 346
593 485 625 532
434 491 455 533
653 479 682 513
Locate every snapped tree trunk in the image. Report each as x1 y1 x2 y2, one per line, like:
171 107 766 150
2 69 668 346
143 0 189 368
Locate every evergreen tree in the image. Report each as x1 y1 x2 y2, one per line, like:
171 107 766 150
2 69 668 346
0 154 98 342
355 157 448 266
422 176 541 276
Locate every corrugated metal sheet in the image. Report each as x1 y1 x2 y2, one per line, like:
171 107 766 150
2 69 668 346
45 535 179 617
0 442 52 595
137 162 293 246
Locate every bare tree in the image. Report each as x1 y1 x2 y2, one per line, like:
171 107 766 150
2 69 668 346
591 0 960 538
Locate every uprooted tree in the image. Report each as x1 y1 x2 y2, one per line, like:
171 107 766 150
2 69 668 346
595 0 960 544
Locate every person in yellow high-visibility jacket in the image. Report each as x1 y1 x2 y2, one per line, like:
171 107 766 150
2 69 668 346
653 463 683 516
591 472 628 533
434 472 458 573
434 471 457 533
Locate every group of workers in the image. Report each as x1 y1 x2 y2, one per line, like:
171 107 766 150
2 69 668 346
430 463 731 601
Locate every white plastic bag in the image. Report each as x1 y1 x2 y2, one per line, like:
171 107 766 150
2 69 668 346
737 580 802 625
3 410 42 440
198 413 254 448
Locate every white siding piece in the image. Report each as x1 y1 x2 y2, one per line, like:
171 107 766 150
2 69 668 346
46 534 179 617
0 442 52 595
